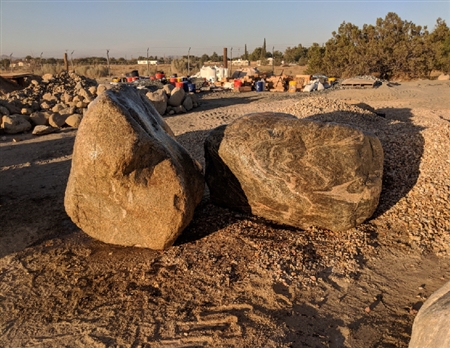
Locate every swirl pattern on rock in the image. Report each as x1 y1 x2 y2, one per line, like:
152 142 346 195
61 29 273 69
409 280 450 348
205 112 383 231
65 85 204 250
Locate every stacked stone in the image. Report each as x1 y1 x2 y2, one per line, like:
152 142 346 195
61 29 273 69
0 71 104 135
144 83 200 116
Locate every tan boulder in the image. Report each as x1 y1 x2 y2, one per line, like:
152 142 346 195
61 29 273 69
437 74 450 81
205 112 384 232
88 86 97 96
65 114 83 128
52 103 66 113
64 85 204 250
409 280 450 348
163 84 174 95
1 114 32 134
97 84 108 95
32 125 58 135
30 111 51 126
49 113 68 128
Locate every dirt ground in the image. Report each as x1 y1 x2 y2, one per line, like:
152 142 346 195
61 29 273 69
1 80 450 347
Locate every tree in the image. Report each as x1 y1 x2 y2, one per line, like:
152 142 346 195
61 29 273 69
0 58 10 70
210 51 219 62
249 47 262 62
429 18 450 73
272 50 284 65
201 54 210 64
305 43 325 74
260 38 267 65
284 44 308 64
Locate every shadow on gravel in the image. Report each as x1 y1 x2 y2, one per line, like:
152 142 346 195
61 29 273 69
0 134 76 258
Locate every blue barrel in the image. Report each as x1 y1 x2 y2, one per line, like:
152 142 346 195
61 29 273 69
182 81 189 92
255 81 264 92
188 83 196 93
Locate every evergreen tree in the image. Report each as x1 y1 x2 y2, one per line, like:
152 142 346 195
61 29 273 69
260 38 267 65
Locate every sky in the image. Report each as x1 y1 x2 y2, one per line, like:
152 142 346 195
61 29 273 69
1 0 449 59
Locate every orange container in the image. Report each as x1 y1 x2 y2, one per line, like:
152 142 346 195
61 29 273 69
175 81 184 88
234 79 243 88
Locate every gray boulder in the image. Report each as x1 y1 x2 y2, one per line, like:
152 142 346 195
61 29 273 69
409 281 450 348
168 87 185 107
183 95 193 111
204 112 383 231
65 85 204 250
0 106 10 116
146 89 168 116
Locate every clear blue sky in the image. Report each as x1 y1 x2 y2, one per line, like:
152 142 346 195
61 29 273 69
1 0 449 59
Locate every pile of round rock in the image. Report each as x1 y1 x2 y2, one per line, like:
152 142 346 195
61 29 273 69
0 71 105 136
144 83 200 116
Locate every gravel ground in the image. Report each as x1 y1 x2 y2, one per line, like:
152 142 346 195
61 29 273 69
1 81 450 347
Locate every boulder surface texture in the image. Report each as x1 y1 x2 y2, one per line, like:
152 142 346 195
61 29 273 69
65 85 204 250
409 280 450 348
205 112 383 231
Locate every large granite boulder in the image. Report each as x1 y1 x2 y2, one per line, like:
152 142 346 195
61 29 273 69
409 281 450 348
65 85 204 250
205 112 383 231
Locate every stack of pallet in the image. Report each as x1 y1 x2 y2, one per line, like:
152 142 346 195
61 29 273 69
293 75 311 91
266 74 288 92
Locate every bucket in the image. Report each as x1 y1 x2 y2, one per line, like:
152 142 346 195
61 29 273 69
234 79 242 88
177 77 182 82
188 83 196 93
288 80 297 92
155 73 165 79
182 81 189 92
169 77 177 84
175 81 184 89
255 80 264 92
126 77 133 82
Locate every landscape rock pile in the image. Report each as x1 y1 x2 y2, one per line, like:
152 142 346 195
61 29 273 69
0 71 99 135
144 84 200 116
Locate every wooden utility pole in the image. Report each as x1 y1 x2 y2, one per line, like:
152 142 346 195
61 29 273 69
64 52 69 71
106 49 110 77
223 48 227 69
147 48 149 76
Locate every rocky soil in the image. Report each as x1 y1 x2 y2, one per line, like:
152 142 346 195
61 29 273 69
1 80 450 347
